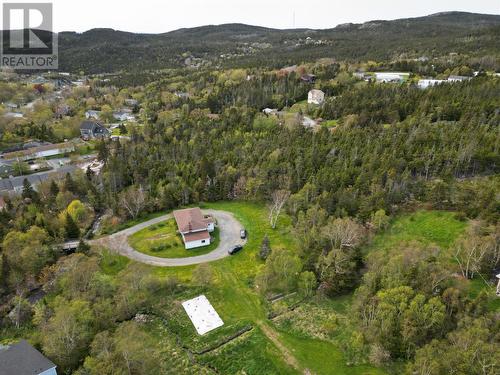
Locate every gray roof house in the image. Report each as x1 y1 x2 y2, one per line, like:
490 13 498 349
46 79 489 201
80 121 110 140
113 110 135 122
0 340 57 375
85 110 101 120
0 166 76 196
124 98 139 107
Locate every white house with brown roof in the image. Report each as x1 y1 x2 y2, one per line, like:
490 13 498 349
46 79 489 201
173 208 215 249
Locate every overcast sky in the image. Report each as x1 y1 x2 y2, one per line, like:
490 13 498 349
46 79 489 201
3 0 499 33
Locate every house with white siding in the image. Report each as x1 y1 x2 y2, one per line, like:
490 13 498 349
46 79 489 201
308 89 325 105
0 340 57 375
173 208 215 249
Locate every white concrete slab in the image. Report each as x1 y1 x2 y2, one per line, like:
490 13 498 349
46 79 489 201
182 295 224 335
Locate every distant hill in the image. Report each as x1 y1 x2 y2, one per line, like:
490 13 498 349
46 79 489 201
3 12 500 74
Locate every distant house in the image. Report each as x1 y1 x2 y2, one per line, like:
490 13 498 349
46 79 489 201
85 110 101 120
374 72 408 83
262 108 278 115
30 76 48 85
113 110 135 122
4 102 19 110
308 89 325 105
448 75 471 82
1 142 75 161
173 208 215 249
300 74 316 84
3 112 24 118
0 165 76 196
80 121 110 140
353 72 372 81
174 92 190 100
0 339 57 375
124 98 138 107
418 79 446 89
55 104 71 118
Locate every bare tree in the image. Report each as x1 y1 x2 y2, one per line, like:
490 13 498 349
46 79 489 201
454 234 493 279
322 217 364 250
120 186 146 219
268 190 290 229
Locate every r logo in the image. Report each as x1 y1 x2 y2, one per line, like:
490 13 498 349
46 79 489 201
1 3 58 69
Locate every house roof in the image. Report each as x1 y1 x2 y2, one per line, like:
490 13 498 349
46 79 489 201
173 207 208 233
309 89 325 96
80 120 108 133
0 165 76 193
0 340 56 375
80 120 99 130
1 142 74 160
183 230 210 242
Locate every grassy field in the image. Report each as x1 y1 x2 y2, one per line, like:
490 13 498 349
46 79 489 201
128 218 220 258
322 119 339 128
98 249 130 275
148 201 385 375
367 210 467 252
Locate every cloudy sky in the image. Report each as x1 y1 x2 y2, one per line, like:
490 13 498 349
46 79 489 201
2 0 499 33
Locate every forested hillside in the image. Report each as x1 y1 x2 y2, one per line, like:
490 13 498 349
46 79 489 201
53 12 500 73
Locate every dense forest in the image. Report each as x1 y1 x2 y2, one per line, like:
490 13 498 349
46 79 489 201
0 10 499 375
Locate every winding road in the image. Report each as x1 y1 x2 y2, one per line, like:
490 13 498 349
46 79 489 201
90 209 246 267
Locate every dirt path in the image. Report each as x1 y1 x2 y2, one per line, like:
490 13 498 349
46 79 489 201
90 209 246 266
258 322 307 374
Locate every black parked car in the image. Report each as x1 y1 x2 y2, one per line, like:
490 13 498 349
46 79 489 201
228 245 243 255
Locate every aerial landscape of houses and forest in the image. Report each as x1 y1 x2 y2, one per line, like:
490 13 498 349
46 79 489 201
0 2 499 374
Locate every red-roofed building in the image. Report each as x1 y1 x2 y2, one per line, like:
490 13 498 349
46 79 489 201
173 208 215 249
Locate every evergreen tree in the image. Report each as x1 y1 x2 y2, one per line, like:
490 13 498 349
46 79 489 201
64 173 77 194
65 212 80 239
49 180 59 197
21 178 38 201
0 253 10 291
86 165 95 181
96 140 109 164
259 234 271 260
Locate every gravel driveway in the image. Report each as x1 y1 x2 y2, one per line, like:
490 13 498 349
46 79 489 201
90 209 246 267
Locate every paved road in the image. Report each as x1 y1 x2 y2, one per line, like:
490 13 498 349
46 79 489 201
90 209 246 267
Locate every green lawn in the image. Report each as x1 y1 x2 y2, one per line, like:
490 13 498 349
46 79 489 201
150 201 385 375
367 210 467 253
199 327 294 374
128 218 220 258
322 119 339 128
98 249 130 275
468 277 500 312
278 330 386 375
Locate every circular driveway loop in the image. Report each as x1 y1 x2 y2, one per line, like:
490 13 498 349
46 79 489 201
90 209 247 267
